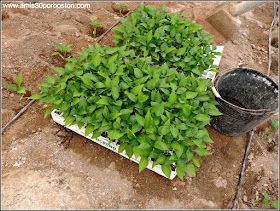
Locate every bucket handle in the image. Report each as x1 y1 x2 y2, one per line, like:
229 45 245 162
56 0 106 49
211 86 271 115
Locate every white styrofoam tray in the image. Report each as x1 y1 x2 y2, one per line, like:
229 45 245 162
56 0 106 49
51 110 177 179
201 45 224 82
51 46 224 180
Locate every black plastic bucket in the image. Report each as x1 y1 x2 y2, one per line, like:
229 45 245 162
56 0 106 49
211 68 279 136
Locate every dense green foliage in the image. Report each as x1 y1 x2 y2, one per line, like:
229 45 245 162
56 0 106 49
114 4 222 76
30 4 223 179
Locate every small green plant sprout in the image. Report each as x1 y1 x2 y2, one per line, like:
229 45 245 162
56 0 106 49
248 191 279 209
271 119 279 131
52 42 72 62
262 119 279 140
6 73 26 103
117 2 128 16
90 17 103 38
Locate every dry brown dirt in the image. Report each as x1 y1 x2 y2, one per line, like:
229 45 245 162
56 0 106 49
1 1 279 210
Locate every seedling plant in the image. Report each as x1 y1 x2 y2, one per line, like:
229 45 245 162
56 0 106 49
248 191 279 209
90 17 103 38
29 4 223 180
117 2 128 16
6 73 26 103
114 4 222 77
52 42 72 62
262 119 279 141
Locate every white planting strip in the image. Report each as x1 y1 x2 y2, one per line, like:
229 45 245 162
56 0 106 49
201 45 224 83
51 110 177 179
51 47 224 180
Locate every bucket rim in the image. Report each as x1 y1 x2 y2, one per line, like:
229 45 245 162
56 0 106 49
214 67 279 89
218 97 279 114
213 67 279 114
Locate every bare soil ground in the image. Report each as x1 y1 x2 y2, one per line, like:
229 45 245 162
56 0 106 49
1 1 279 210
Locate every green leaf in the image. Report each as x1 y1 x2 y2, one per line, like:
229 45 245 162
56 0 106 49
64 115 75 126
85 124 95 137
93 53 101 67
95 82 105 88
272 201 279 209
171 141 181 150
134 68 143 78
127 128 136 140
96 98 110 105
162 164 171 179
44 107 55 118
111 76 119 86
46 75 57 84
192 156 200 167
120 109 133 115
6 84 17 91
191 68 201 75
154 141 169 151
166 46 176 54
155 102 164 116
169 153 178 161
134 76 149 85
118 142 127 153
177 48 186 56
186 163 196 176
194 148 211 156
139 156 149 172
158 126 170 136
79 76 94 88
194 114 210 122
131 84 144 95
72 97 81 106
17 73 23 87
28 93 41 100
138 141 151 150
109 113 121 120
53 42 64 51
208 108 223 116
105 48 118 54
168 89 176 104
16 86 26 94
125 91 137 102
193 139 206 149
152 155 166 167
53 67 65 75
263 192 270 201
108 130 124 140
112 87 119 100
109 63 117 74
138 92 149 103
125 144 133 158
185 91 198 99
146 30 153 43
170 126 179 138
92 130 101 139
202 135 214 143
135 113 145 127
105 77 112 89
176 167 185 180
147 77 158 89
132 123 142 133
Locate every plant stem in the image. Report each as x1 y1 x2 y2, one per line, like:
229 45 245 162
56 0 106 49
94 28 96 38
